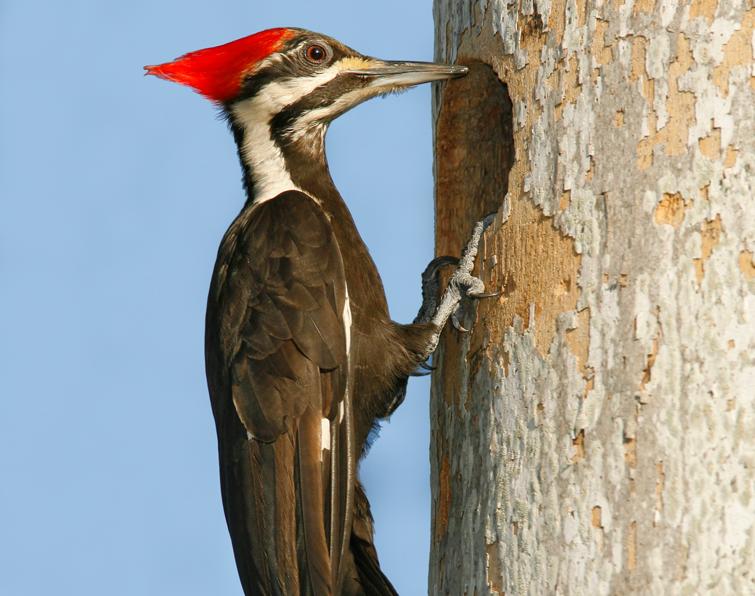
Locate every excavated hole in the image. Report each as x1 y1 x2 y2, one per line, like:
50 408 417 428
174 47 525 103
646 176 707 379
435 61 515 246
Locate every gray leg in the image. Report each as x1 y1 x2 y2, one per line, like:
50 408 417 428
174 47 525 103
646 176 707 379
425 214 496 357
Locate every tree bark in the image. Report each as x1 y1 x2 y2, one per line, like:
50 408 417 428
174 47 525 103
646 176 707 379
429 1 755 594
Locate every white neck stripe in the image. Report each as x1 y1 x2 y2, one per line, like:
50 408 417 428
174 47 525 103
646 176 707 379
230 64 347 204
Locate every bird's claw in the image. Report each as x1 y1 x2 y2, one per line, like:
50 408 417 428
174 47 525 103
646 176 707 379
467 290 500 300
451 308 468 332
410 357 437 376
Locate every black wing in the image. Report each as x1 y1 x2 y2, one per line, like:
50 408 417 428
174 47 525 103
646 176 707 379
205 190 355 595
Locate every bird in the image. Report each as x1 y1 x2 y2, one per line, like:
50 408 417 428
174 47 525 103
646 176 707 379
146 27 492 596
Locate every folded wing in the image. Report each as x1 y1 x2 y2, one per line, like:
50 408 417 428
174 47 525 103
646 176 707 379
206 190 354 595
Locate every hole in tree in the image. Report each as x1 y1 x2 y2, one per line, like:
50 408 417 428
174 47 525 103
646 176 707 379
435 62 515 254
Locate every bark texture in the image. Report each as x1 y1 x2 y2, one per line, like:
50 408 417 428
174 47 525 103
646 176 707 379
430 0 755 594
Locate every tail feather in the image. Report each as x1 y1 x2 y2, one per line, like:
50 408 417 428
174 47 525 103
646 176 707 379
332 388 356 594
218 412 296 595
348 483 399 596
350 541 399 596
216 392 391 596
296 408 333 594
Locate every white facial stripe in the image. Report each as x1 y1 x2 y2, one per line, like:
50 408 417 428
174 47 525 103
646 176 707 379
285 63 437 141
258 64 345 113
231 63 350 203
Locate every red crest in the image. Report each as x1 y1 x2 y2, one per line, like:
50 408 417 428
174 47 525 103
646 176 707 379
145 28 295 102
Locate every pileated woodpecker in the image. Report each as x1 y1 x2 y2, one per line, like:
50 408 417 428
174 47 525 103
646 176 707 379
147 28 491 595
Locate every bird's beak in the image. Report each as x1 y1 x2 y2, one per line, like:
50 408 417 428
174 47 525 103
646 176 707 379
343 59 468 90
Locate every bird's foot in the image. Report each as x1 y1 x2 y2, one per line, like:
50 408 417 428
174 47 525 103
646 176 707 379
451 287 500 332
418 360 436 371
413 256 459 324
409 358 436 377
426 214 497 352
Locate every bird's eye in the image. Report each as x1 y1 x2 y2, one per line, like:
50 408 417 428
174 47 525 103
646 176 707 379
305 44 328 64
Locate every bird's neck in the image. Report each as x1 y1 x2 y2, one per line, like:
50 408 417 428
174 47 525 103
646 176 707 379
229 99 337 206
228 99 389 322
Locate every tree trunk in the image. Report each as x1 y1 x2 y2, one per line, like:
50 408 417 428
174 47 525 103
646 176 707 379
429 1 755 594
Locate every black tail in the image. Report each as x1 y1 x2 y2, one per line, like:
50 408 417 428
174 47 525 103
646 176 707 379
347 483 399 596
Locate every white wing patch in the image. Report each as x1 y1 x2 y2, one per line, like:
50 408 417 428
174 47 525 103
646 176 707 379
320 417 331 456
340 285 352 425
338 286 351 421
343 286 352 353
319 287 351 456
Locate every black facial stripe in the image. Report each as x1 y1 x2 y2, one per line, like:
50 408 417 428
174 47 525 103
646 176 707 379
270 73 370 139
231 66 278 105
224 62 351 201
230 34 354 105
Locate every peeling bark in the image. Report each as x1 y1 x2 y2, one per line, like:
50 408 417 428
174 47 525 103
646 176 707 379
430 1 755 594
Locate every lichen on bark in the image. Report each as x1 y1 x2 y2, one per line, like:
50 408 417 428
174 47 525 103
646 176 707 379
430 0 755 594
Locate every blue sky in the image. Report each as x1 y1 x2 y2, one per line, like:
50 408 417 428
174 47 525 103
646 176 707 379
1 1 438 594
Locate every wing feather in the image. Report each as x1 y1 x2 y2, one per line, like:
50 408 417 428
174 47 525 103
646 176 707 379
206 190 354 595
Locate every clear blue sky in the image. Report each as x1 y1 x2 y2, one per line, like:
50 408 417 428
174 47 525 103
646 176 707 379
1 1 438 594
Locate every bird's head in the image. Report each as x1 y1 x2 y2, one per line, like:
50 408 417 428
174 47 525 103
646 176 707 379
146 28 466 200
146 27 465 134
